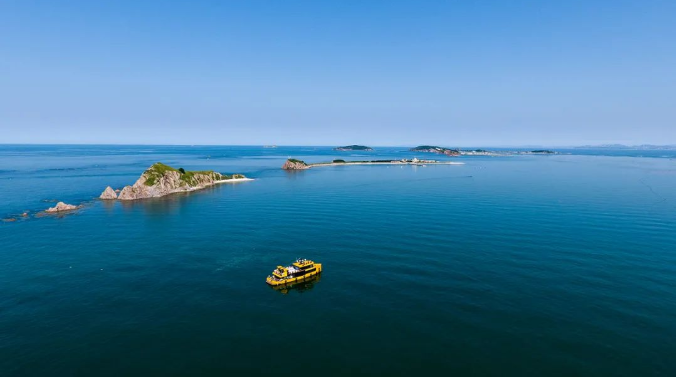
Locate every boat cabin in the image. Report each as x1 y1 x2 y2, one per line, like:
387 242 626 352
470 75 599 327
271 259 317 280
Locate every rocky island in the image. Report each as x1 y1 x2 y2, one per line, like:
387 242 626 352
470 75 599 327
410 145 460 156
334 145 373 151
282 158 463 170
100 186 118 200
45 202 80 213
101 163 251 201
282 159 310 170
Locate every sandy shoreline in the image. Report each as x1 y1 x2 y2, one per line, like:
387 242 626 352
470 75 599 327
183 178 254 192
214 178 255 184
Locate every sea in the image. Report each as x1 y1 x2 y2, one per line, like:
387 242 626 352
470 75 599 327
1 145 675 376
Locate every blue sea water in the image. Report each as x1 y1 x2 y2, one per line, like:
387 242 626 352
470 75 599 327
1 145 676 376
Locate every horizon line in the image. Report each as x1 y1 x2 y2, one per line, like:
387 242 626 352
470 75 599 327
1 143 675 149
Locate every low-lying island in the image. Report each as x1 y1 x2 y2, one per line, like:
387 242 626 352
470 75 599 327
282 158 463 170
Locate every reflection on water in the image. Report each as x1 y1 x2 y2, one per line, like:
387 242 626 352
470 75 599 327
269 274 322 295
282 169 309 180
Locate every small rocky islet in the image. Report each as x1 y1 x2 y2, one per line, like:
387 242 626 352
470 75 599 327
3 203 79 221
100 162 250 201
282 159 310 170
45 202 80 212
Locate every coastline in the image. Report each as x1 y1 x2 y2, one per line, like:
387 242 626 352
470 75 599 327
186 177 254 191
214 177 255 184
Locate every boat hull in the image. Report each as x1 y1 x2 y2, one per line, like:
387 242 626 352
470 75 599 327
266 263 322 286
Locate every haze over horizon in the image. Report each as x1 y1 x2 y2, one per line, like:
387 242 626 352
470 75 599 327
1 1 675 146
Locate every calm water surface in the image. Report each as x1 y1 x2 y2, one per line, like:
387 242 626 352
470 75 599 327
1 145 676 376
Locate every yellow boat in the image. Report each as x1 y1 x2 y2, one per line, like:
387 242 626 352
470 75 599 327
266 258 322 286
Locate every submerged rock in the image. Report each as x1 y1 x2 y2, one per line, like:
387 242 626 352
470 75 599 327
282 159 310 170
45 202 79 213
99 186 118 200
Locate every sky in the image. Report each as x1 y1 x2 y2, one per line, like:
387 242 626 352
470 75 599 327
1 0 675 146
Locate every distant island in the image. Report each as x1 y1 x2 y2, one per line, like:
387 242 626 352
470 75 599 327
100 162 251 201
282 158 463 170
409 146 557 156
457 149 556 156
575 144 676 150
334 145 373 151
410 145 460 156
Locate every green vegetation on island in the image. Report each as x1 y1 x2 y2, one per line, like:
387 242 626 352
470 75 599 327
333 159 346 163
143 162 229 186
334 145 373 151
104 162 250 201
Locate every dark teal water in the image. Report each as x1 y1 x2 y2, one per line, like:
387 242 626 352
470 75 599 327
1 145 676 376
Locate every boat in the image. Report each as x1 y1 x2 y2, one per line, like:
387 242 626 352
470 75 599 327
266 258 322 286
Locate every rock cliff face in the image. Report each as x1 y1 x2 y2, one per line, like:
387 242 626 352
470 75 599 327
282 159 310 170
46 202 79 212
99 186 118 200
115 163 246 201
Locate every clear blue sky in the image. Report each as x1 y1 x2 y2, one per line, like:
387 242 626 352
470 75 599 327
1 0 674 146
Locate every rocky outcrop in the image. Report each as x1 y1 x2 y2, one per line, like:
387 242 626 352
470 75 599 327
3 212 29 222
410 145 460 156
99 186 118 200
114 163 247 201
282 159 310 170
46 202 79 213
